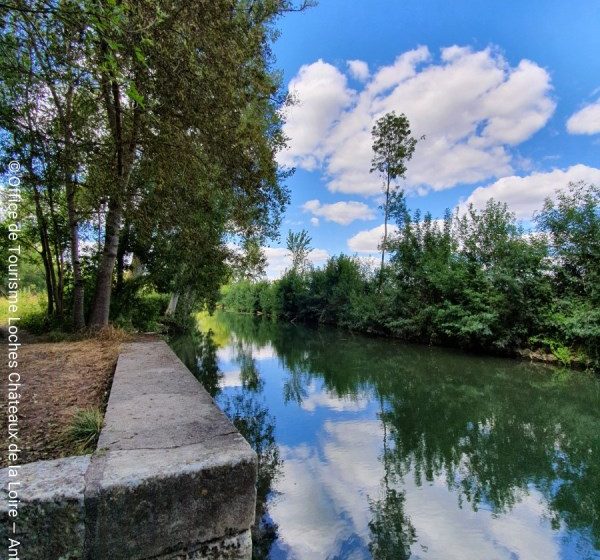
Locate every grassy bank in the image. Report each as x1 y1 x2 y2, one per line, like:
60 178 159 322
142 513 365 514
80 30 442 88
1 290 158 465
0 290 48 330
0 288 170 335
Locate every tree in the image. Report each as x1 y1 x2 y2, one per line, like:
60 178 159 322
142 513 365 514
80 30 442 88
536 181 600 299
2 0 308 330
370 112 420 281
0 1 97 327
84 0 297 328
236 237 268 282
286 229 312 273
535 182 600 367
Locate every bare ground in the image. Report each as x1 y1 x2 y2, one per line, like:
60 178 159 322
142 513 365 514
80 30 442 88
2 332 130 467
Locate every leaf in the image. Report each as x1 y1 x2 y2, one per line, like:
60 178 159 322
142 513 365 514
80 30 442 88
134 47 146 65
126 83 145 107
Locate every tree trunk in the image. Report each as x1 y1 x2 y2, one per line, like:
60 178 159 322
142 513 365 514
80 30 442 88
51 228 64 319
115 219 130 295
90 51 141 328
379 172 391 284
46 182 64 318
165 293 180 317
66 179 85 330
88 198 122 328
32 185 55 317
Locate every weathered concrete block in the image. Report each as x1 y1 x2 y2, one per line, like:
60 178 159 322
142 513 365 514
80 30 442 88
0 455 90 560
152 530 252 560
84 341 257 560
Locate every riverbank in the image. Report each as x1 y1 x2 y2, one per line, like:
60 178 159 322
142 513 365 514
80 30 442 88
1 337 257 559
219 306 592 371
0 331 125 467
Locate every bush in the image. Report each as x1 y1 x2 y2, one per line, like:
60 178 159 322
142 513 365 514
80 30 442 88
0 290 58 333
131 291 170 331
111 280 169 332
218 185 599 371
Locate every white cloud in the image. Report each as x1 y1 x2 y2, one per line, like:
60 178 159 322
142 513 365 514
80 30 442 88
263 246 329 279
347 224 398 253
270 417 565 560
220 369 242 388
278 60 354 170
463 164 600 218
250 344 276 360
302 199 376 225
310 217 320 226
269 421 384 560
402 475 562 560
280 46 555 196
566 98 600 135
300 381 369 412
347 59 370 81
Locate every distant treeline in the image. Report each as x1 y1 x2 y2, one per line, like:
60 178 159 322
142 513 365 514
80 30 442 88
221 183 600 371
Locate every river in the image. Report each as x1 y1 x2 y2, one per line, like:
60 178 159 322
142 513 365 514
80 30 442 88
170 311 600 560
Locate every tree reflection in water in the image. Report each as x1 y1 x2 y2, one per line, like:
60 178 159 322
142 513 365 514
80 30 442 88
223 394 282 559
170 328 222 397
172 312 600 559
171 326 283 559
368 397 415 560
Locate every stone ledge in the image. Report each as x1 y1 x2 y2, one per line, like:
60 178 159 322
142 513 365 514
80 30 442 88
84 341 257 560
151 530 252 560
2 340 257 560
0 455 90 560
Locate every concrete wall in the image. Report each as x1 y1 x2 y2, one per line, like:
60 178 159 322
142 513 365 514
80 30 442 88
1 341 257 560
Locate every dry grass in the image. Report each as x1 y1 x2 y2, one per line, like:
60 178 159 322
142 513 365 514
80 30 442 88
91 325 134 342
1 337 123 466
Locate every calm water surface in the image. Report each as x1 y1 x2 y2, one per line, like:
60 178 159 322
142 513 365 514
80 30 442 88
171 312 600 560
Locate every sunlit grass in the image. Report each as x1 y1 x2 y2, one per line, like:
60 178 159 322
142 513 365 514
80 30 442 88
0 290 47 326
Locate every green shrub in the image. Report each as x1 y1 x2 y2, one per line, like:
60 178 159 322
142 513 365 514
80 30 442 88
111 281 169 332
132 291 170 331
216 184 599 371
0 291 62 333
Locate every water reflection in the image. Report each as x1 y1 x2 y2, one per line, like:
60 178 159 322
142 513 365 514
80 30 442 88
171 312 600 560
171 328 222 397
223 393 282 558
171 326 283 558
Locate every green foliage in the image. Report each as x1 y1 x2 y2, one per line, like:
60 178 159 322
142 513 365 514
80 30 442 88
535 182 600 370
67 408 104 453
0 290 60 333
368 487 415 560
306 255 368 326
111 282 169 332
286 229 312 273
234 238 268 281
371 112 419 180
1 0 305 331
221 184 599 371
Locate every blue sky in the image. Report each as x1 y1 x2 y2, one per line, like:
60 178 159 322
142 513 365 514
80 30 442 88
262 0 600 276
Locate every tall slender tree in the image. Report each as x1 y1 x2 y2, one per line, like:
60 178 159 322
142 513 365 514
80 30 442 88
370 112 420 282
286 229 312 273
